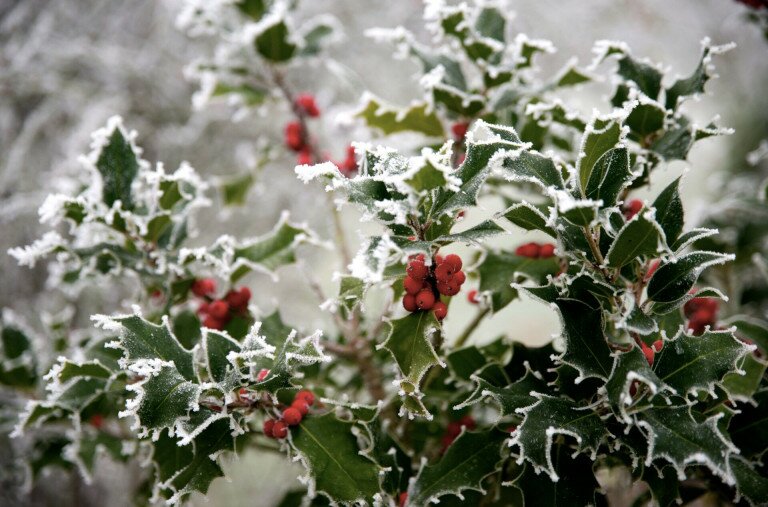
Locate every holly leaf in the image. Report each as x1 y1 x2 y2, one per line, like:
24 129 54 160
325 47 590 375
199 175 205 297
501 202 556 237
455 368 548 420
605 210 662 268
380 312 442 390
603 347 671 421
478 250 560 313
408 429 507 505
337 275 365 314
647 251 733 304
652 178 684 245
95 125 140 209
437 219 505 244
577 115 623 192
722 354 766 402
625 101 665 136
511 393 609 480
731 456 768 507
653 329 750 398
729 389 768 459
291 412 382 504
665 42 732 110
583 147 632 206
254 17 296 62
497 150 566 191
357 95 444 137
202 330 241 384
0 324 37 387
553 299 613 382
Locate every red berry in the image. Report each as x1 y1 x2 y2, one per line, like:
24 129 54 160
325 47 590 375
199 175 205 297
296 390 315 406
456 210 466 220
641 342 655 367
453 270 466 285
403 294 417 312
257 368 270 381
434 262 455 282
295 93 320 117
467 289 479 304
434 255 444 265
415 289 435 310
446 421 462 438
451 122 469 141
652 340 664 353
197 301 210 316
399 492 408 507
645 259 660 280
436 281 461 297
89 414 104 429
291 399 309 416
403 276 425 295
433 301 448 320
203 315 226 330
515 242 540 258
191 278 216 298
285 122 305 151
406 259 429 281
444 254 463 271
297 148 312 165
239 387 248 397
623 199 643 220
226 287 251 313
263 419 275 437
539 243 555 259
272 421 288 439
209 300 230 319
283 407 303 426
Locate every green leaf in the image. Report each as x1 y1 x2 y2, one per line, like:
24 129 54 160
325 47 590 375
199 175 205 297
212 82 267 106
625 101 665 136
202 330 241 384
651 123 694 161
653 329 751 397
647 251 733 303
478 251 560 312
555 64 591 88
554 299 613 381
731 456 768 506
50 359 112 383
220 171 255 206
96 126 140 209
559 200 598 227
584 147 632 206
380 312 441 388
0 325 36 387
577 116 623 192
617 56 662 99
641 465 680 507
636 405 737 484
475 7 505 41
512 393 608 480
172 310 202 350
337 275 365 314
291 413 382 504
129 362 200 436
605 211 661 268
497 150 565 190
665 43 730 110
604 347 670 420
729 390 768 459
357 95 444 137
437 219 505 244
254 18 296 62
722 354 766 401
456 368 547 419
409 429 507 505
652 179 684 244
100 314 195 382
725 315 768 355
299 19 337 57
501 202 556 237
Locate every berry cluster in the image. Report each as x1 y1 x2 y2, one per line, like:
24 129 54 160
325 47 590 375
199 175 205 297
683 292 719 335
192 278 252 330
514 242 556 259
622 199 643 220
440 415 475 453
402 253 466 320
263 390 315 440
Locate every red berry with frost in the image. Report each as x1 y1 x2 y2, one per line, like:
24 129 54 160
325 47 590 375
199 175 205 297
453 270 466 285
444 254 463 271
451 122 469 141
283 407 303 426
407 259 428 281
433 301 448 320
203 315 226 330
641 342 655 366
295 93 320 117
209 300 229 320
263 419 275 437
257 368 270 381
434 262 455 282
284 122 304 151
403 276 425 295
403 294 417 312
291 399 309 416
467 289 479 304
415 289 435 310
296 390 315 406
652 340 664 353
623 199 643 220
434 255 444 265
272 421 288 439
539 243 555 258
192 278 216 298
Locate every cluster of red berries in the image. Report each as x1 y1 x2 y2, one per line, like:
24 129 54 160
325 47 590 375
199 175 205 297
514 242 556 259
192 278 251 330
622 199 643 220
263 390 315 440
683 292 719 335
440 415 476 453
402 253 467 320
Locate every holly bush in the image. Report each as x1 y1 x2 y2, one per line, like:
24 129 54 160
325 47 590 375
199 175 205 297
3 1 768 506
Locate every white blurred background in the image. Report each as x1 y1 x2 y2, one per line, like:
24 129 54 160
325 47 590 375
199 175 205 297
1 0 766 505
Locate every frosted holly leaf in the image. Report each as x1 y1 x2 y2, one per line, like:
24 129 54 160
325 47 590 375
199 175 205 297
335 275 365 314
454 367 548 421
652 178 684 245
477 250 560 313
408 429 508 505
379 312 442 390
605 209 664 268
45 358 113 387
178 212 321 282
435 219 505 244
430 3 503 63
151 419 240 506
94 312 195 382
724 314 768 354
618 303 658 336
553 58 593 88
0 322 37 387
592 40 664 100
298 15 341 57
635 404 739 486
577 110 627 193
730 456 768 507
524 100 587 132
729 389 768 460
602 347 672 423
252 5 297 62
66 431 127 484
653 328 753 399
624 95 667 137
582 147 633 207
500 201 557 237
494 147 566 192
509 443 602 507
664 39 735 110
556 194 600 228
422 66 486 116
356 93 444 138
646 251 734 305
202 329 241 385
510 393 609 481
321 398 381 424
552 299 613 382
290 412 382 505
722 354 766 403
641 464 681 507
91 117 141 210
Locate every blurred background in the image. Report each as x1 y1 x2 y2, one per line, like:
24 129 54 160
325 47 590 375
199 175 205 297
1 0 766 505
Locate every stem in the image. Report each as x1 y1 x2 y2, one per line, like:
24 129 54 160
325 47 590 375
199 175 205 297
454 307 491 349
583 226 613 281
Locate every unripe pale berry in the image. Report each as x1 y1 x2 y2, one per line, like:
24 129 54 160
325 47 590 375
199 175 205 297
433 301 447 320
191 278 216 298
403 276 424 295
444 254 462 271
263 419 275 437
209 300 229 319
272 421 288 439
415 289 435 310
296 390 315 406
403 294 417 312
291 399 309 416
539 243 555 258
283 407 303 426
